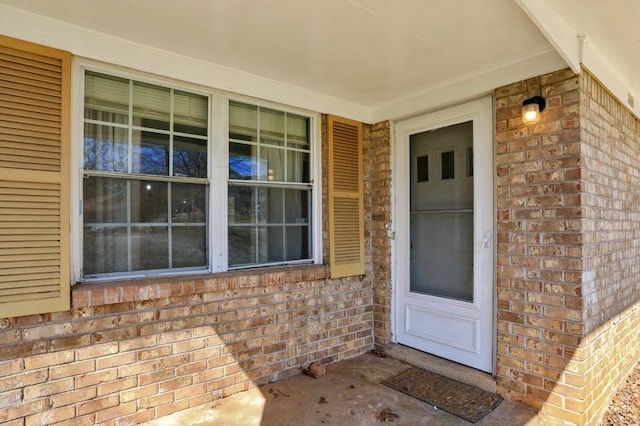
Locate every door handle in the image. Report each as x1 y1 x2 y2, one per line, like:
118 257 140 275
482 231 492 249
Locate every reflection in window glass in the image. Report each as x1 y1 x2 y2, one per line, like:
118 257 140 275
131 131 169 175
130 181 168 223
228 101 312 268
83 177 128 223
131 226 168 270
84 124 128 172
228 227 256 266
83 71 208 278
172 226 206 267
174 136 207 178
83 227 128 275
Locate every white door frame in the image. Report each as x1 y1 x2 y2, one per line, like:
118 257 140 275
391 96 496 373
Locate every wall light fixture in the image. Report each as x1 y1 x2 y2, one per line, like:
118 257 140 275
522 96 546 124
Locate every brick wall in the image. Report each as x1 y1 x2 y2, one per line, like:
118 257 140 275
578 69 640 423
363 122 393 351
495 68 586 423
0 268 373 425
495 67 640 424
0 117 375 425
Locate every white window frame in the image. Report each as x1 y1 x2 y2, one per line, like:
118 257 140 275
71 60 322 282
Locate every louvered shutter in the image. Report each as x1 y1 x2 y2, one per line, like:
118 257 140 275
327 115 364 278
0 35 71 317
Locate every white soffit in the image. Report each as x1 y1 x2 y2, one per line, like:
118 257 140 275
0 0 568 123
517 0 640 119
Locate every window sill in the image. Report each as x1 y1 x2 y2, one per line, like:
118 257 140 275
71 264 329 309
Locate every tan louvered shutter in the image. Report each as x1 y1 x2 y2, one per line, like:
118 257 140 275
0 35 71 317
327 115 364 278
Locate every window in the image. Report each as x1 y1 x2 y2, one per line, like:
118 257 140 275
81 70 315 280
83 71 209 278
228 101 312 267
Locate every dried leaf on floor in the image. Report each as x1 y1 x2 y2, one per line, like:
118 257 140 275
376 408 399 422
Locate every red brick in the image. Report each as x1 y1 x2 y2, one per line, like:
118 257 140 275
51 386 97 408
97 376 137 396
24 350 74 370
0 369 47 392
95 400 136 423
139 368 175 385
75 368 118 389
113 408 155 426
25 405 75 426
120 383 158 403
24 378 74 400
77 395 119 416
139 392 174 409
137 344 172 361
50 359 95 379
1 399 49 423
50 414 95 426
96 352 136 370
0 359 23 377
75 342 118 360
0 389 22 409
156 399 190 417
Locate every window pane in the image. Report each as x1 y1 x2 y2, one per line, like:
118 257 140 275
84 124 128 173
174 90 208 136
131 226 168 270
172 183 206 223
132 131 170 175
228 227 256 266
229 142 257 180
84 72 129 122
83 177 128 223
259 187 284 223
83 226 128 275
229 101 257 142
261 146 284 181
417 155 429 182
287 150 310 183
287 114 309 149
133 81 170 130
262 226 284 263
172 226 206 267
228 186 256 224
441 151 455 180
260 108 284 146
83 71 210 278
286 226 309 260
174 136 207 178
131 181 168 223
284 189 309 224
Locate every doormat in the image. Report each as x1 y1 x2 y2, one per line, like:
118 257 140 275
382 367 503 423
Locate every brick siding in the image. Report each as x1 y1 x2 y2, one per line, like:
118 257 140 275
0 118 375 425
363 122 393 351
496 67 640 424
3 67 639 425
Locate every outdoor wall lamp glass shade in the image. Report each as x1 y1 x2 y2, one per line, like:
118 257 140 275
522 96 546 123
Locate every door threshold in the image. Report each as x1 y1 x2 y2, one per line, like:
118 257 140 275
385 343 496 393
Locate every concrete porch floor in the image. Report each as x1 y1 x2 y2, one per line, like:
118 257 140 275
143 350 542 426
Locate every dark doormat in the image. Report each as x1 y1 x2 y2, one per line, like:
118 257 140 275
382 367 503 423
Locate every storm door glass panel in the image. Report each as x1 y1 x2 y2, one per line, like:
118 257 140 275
409 121 474 301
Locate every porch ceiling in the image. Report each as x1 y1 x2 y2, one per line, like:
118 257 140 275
0 0 637 122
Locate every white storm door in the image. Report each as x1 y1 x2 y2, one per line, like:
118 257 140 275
394 97 494 373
